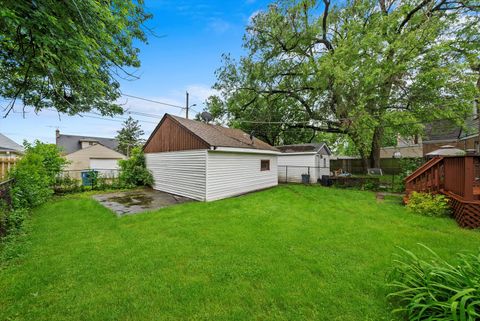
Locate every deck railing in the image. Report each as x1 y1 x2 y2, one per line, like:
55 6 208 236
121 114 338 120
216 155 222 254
405 155 480 228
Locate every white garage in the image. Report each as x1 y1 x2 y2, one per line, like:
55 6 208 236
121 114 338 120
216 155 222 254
276 143 332 183
144 114 279 201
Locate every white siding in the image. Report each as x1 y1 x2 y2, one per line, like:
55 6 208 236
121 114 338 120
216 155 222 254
145 150 207 201
278 154 330 183
206 151 278 201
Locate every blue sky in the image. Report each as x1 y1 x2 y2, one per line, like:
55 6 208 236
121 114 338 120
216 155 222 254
0 0 271 144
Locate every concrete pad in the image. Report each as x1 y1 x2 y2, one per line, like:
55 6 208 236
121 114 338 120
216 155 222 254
92 188 193 216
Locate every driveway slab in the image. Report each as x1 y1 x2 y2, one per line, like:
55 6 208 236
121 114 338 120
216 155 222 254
93 188 193 216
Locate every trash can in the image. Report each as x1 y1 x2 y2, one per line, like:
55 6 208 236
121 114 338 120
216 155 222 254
321 175 332 187
301 174 310 184
81 170 97 186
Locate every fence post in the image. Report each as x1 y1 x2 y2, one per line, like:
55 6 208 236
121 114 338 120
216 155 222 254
464 156 474 201
286 166 288 183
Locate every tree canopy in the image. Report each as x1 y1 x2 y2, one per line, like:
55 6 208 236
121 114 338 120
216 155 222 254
0 0 151 117
207 0 479 167
116 116 145 156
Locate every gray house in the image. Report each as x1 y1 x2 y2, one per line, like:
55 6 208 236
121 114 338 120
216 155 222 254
0 133 24 158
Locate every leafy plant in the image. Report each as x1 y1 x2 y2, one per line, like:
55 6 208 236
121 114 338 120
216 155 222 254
23 140 68 185
118 147 153 188
387 245 480 320
406 192 451 217
9 141 66 209
398 158 425 180
54 175 81 195
10 153 52 209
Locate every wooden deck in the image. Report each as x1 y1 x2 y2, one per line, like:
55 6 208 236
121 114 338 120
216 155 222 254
405 155 480 229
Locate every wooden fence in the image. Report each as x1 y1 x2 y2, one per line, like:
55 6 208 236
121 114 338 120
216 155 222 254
330 157 405 175
0 158 17 181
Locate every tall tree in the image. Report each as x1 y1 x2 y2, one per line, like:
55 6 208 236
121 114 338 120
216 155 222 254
116 116 145 156
208 0 479 169
0 0 151 117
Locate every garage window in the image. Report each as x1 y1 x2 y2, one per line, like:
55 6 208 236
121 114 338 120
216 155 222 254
261 160 270 171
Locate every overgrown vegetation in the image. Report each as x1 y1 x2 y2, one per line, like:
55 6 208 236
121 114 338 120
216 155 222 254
118 147 153 188
0 141 66 242
406 191 451 217
53 172 124 195
387 245 480 320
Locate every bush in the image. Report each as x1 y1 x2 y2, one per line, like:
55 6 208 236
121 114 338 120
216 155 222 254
54 175 82 194
387 245 480 320
2 141 66 242
10 152 53 209
406 192 451 217
118 147 153 188
398 158 425 179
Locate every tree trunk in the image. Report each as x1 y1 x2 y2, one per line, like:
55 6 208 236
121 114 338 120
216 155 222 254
369 126 383 168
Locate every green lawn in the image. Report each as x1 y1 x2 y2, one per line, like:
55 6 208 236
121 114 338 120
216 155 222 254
1 185 479 321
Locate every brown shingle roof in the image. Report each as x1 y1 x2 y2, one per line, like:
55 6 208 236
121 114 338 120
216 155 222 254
170 115 278 151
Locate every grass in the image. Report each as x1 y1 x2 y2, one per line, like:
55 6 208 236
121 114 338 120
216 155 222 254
0 185 479 321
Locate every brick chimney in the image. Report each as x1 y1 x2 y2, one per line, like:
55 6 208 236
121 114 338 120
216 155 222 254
55 129 60 144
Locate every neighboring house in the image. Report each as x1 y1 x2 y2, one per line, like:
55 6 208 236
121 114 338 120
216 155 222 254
380 135 423 159
0 133 24 158
276 143 332 183
56 130 126 177
143 114 279 201
422 118 479 155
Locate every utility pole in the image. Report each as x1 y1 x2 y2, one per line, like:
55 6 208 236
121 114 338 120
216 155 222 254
186 91 189 119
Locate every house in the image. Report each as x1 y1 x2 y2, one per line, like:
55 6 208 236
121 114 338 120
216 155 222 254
276 143 332 183
0 133 24 158
56 130 126 178
143 114 279 201
380 135 423 158
422 118 479 155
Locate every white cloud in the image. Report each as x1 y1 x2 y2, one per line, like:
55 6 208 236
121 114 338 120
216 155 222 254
186 84 218 102
207 18 232 34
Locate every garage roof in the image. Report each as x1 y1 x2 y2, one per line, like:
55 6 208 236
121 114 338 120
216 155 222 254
169 115 277 151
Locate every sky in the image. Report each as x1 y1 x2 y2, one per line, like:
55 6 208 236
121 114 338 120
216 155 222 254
0 0 271 145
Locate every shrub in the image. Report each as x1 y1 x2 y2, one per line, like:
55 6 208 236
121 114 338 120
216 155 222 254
10 152 53 209
118 147 153 188
387 245 480 320
22 140 68 185
54 175 82 194
398 158 425 180
406 191 451 217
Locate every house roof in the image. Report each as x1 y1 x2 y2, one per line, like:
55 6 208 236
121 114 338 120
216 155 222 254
163 115 278 152
0 133 24 153
424 117 479 142
57 133 119 155
276 143 331 155
423 120 462 142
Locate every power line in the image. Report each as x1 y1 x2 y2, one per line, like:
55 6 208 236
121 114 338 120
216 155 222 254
122 94 185 109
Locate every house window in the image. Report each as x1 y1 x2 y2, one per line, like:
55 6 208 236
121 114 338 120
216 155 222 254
261 160 270 171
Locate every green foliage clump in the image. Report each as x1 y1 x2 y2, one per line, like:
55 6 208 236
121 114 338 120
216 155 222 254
9 141 67 209
116 116 145 156
387 245 480 320
118 147 153 188
0 0 151 116
406 192 451 217
399 158 425 180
